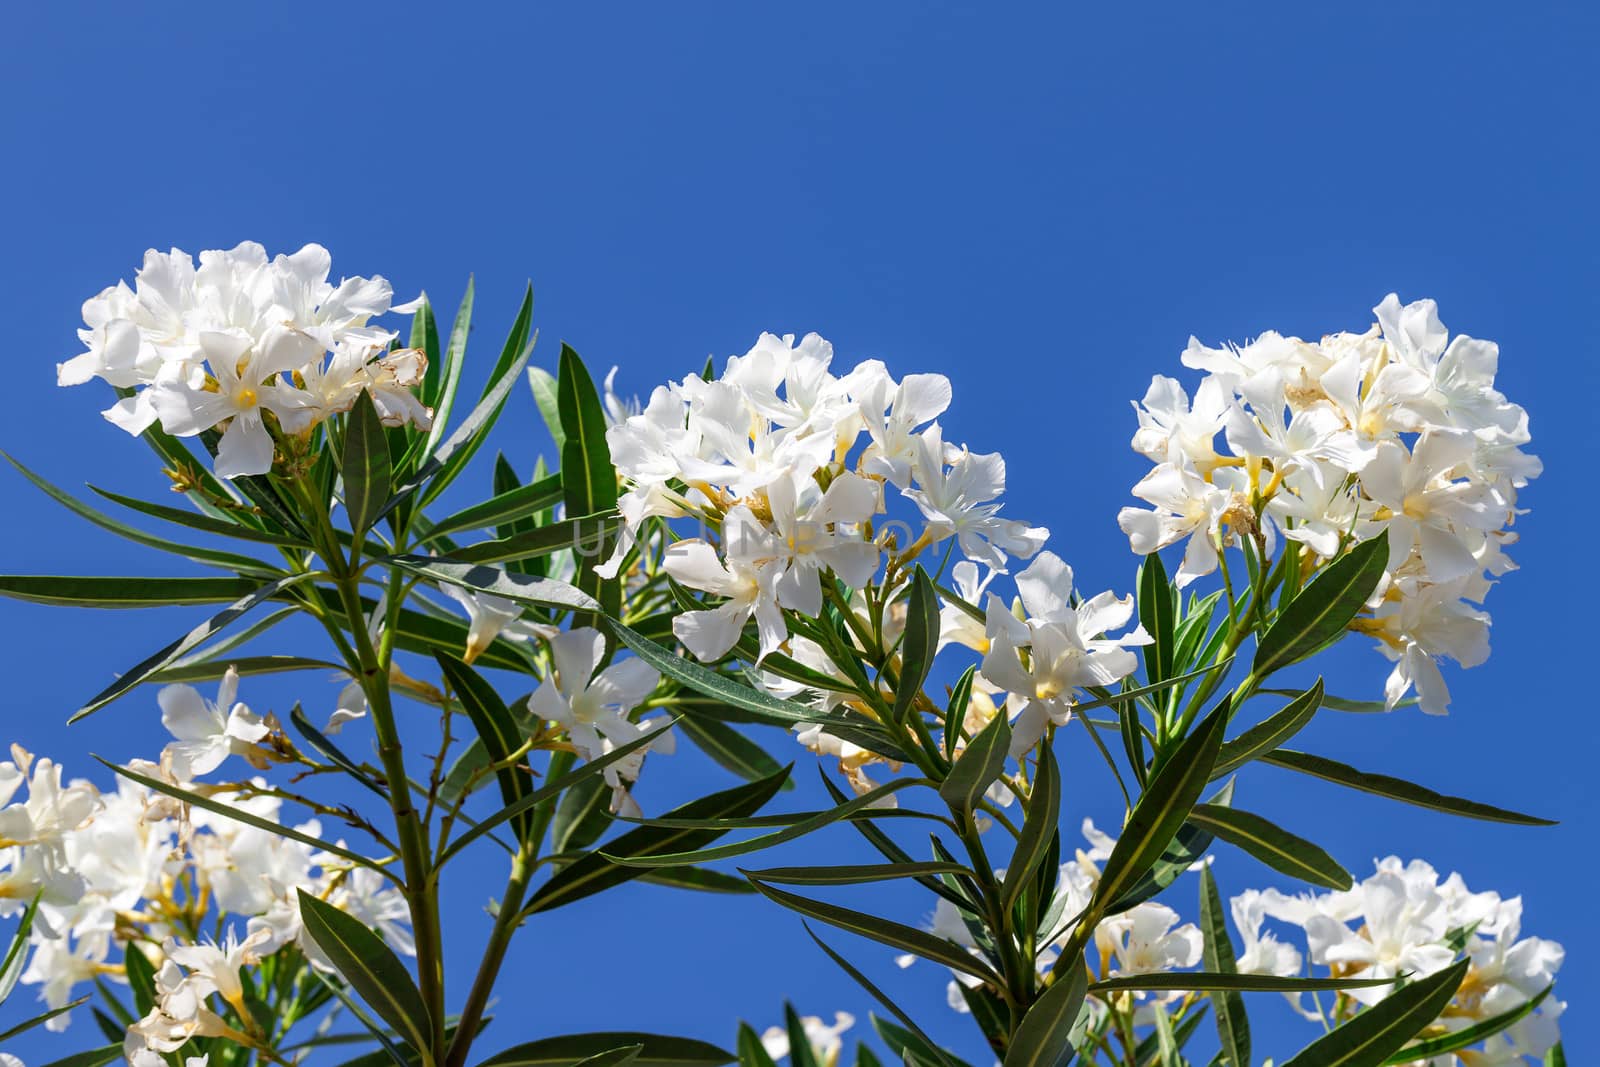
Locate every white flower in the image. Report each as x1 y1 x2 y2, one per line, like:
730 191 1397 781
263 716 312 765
1131 374 1233 471
1117 463 1245 586
147 327 322 478
979 552 1148 754
528 628 671 816
157 667 269 781
767 470 882 615
1097 902 1204 978
665 509 787 662
859 368 951 487
439 582 551 665
906 424 1047 569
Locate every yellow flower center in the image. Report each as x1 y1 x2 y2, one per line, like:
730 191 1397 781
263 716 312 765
236 386 259 409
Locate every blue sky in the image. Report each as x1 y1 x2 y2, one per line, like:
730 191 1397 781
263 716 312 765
2 3 1595 1062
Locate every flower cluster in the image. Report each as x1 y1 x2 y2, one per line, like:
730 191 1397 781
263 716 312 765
1118 295 1539 714
1237 857 1564 1065
0 670 410 1064
602 332 1048 662
60 243 428 478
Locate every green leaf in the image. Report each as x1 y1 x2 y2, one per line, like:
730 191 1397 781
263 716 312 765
149 654 344 686
32 1048 123 1067
1280 958 1468 1067
413 296 443 400
0 997 88 1042
343 388 394 541
746 879 1002 985
420 278 475 462
943 665 976 762
1 451 284 575
383 318 537 523
784 1003 821 1067
599 775 929 868
0 574 263 609
636 866 754 895
1382 983 1552 1064
680 716 794 790
528 366 567 451
1262 749 1556 825
1090 972 1400 993
893 567 940 724
525 764 790 913
737 1023 780 1067
871 1015 963 1067
1254 533 1389 676
443 514 617 567
314 967 413 1066
742 861 974 886
551 773 614 855
1212 679 1324 779
0 894 40 1003
1189 803 1352 890
1105 820 1212 917
478 1032 734 1067
1002 745 1059 914
424 473 564 540
1089 697 1230 930
571 1048 645 1067
1088 972 1401 998
1137 551 1176 686
558 344 620 624
1005 959 1088 1067
85 483 301 547
436 653 535 840
99 757 393 876
296 890 433 1056
289 703 388 797
71 572 313 720
939 710 1010 822
1199 867 1250 1067
603 617 847 729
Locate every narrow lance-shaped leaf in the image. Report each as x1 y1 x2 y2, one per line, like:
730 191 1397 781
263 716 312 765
1137 551 1176 686
893 566 940 723
296 889 433 1056
602 617 852 729
343 388 393 542
524 763 791 913
419 277 475 461
1190 803 1353 890
1002 744 1059 913
1083 696 1231 942
1254 532 1389 676
601 774 930 869
1381 984 1553 1065
527 365 566 450
746 878 1003 986
423 472 564 540
0 574 263 609
737 1024 779 1067
435 653 535 840
1212 678 1324 779
1280 958 1469 1067
388 556 601 616
1004 959 1089 1067
71 572 313 720
940 710 1010 823
741 861 974 886
1262 749 1556 826
558 343 620 625
1090 972 1402 994
1199 867 1250 1067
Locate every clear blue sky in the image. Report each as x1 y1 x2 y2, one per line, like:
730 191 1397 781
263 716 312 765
1 3 1594 1063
